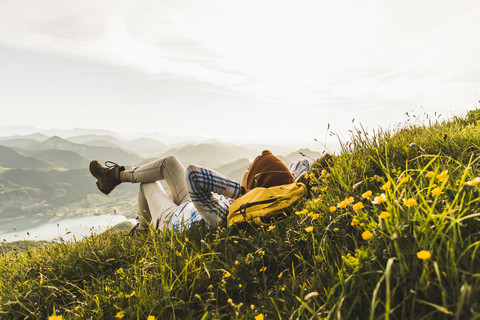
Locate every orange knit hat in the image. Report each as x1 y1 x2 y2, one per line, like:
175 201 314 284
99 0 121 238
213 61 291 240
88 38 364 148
241 150 294 191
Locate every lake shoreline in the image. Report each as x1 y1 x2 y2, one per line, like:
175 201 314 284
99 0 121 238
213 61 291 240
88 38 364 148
0 214 137 243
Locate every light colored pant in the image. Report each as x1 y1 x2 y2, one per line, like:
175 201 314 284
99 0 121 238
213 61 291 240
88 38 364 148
129 156 190 230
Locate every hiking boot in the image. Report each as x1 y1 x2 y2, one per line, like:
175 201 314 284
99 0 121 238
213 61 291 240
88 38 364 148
89 160 125 195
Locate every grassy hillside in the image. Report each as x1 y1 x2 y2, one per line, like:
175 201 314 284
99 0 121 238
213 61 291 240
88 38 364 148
1 110 480 319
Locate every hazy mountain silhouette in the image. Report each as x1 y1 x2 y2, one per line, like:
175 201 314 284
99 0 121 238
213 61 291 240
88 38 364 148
21 149 90 169
161 143 260 168
0 145 56 169
214 158 250 181
284 148 323 163
0 137 45 149
31 136 145 165
66 135 168 158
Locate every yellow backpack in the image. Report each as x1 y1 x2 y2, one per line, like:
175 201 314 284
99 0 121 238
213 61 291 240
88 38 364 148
227 181 308 226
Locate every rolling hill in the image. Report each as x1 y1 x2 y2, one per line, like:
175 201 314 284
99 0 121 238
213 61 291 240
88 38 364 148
32 136 146 166
66 135 168 158
0 145 56 169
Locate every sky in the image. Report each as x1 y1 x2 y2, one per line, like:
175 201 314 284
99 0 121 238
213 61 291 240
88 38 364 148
1 0 479 146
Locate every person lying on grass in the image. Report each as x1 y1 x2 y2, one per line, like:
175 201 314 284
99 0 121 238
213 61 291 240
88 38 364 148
89 150 310 232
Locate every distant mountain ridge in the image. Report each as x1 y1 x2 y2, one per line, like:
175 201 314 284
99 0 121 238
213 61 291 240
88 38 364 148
0 130 325 221
0 145 56 169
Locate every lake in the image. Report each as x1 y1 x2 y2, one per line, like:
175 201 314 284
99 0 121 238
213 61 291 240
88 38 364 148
0 215 136 243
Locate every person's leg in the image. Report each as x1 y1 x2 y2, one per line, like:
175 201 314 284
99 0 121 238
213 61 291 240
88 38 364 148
136 187 151 229
137 181 179 230
186 164 243 226
121 156 190 205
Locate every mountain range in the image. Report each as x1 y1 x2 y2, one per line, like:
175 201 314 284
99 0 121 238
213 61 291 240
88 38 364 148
0 129 323 221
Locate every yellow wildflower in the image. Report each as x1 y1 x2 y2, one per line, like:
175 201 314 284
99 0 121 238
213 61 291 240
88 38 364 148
372 193 387 204
224 272 232 278
352 202 364 211
338 200 348 209
417 250 431 260
333 227 339 232
52 237 57 241
362 230 372 240
185 237 189 242
362 190 372 198
338 197 354 208
49 316 63 320
278 272 283 278
267 225 275 231
321 169 327 176
115 311 125 319
235 260 239 265
258 250 265 256
436 170 449 182
404 198 418 207
259 266 267 272
139 257 145 264
311 214 319 220
304 174 310 179
431 187 443 196
350 218 360 226
425 171 434 178
147 316 156 320
380 181 391 190
380 211 390 219
238 284 242 288
442 132 448 140
246 253 253 259
399 176 409 183
329 206 337 212
466 177 480 186
255 314 264 320
251 304 256 310
234 240 238 243
305 226 314 233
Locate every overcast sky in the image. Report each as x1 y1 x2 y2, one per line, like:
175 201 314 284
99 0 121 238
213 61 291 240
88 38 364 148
0 0 479 146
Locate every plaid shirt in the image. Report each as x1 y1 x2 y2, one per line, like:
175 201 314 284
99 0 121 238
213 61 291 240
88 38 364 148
170 165 242 229
170 160 309 230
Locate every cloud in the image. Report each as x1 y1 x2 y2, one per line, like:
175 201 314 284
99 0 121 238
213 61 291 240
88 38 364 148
0 0 479 113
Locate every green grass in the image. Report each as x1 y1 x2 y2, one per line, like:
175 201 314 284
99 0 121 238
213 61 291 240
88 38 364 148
2 110 480 319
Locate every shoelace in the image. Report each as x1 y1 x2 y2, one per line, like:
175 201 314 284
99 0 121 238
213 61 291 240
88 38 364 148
105 160 120 168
